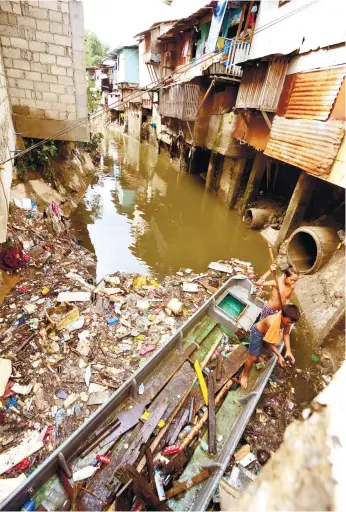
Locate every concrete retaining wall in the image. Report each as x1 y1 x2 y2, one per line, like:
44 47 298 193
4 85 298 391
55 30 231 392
0 0 88 141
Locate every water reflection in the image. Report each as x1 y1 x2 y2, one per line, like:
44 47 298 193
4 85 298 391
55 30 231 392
70 133 270 281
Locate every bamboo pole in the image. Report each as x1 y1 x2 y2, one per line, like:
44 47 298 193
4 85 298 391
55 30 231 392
268 244 284 310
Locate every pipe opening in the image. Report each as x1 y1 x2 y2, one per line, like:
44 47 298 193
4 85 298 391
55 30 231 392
288 232 318 272
244 210 253 224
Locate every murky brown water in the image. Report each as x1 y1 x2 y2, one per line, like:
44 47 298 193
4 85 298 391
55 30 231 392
70 132 270 281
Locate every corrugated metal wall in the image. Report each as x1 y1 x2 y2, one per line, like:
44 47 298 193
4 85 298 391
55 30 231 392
235 57 289 112
264 117 345 177
285 66 346 121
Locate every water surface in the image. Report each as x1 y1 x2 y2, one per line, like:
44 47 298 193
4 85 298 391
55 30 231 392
70 133 270 281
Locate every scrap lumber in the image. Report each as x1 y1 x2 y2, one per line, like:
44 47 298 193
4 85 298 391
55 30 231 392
216 352 223 381
125 466 171 511
191 344 247 411
179 376 238 451
145 446 155 484
79 399 169 510
165 470 211 499
135 329 224 472
168 409 189 445
207 373 216 455
162 447 194 476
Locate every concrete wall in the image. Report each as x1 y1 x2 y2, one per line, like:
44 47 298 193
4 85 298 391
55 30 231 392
127 107 142 142
0 0 88 141
0 43 15 243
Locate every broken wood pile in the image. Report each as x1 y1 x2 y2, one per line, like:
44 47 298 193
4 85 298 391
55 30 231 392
75 328 248 511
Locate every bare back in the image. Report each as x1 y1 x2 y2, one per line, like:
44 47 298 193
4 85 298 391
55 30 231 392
267 276 294 310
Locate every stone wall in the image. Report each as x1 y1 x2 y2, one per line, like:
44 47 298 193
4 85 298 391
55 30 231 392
0 43 15 242
0 0 88 141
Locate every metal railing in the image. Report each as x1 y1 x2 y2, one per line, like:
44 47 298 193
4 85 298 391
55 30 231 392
217 37 251 77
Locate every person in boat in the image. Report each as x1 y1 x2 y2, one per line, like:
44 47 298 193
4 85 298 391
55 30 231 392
240 304 301 389
256 264 299 319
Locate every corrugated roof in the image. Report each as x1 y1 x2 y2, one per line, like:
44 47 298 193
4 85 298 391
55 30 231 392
285 66 346 121
158 2 216 41
264 116 345 177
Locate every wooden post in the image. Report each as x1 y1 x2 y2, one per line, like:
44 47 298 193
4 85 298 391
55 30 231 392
228 157 248 208
207 373 216 455
241 1 254 42
241 152 267 213
206 151 216 190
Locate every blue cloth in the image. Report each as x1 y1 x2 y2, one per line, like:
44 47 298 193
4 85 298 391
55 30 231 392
249 325 264 356
260 304 280 320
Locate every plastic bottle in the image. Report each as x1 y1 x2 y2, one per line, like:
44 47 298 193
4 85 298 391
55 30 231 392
154 469 166 501
21 500 36 511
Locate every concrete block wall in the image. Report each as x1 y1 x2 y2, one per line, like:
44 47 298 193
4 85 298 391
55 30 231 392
0 0 88 141
0 43 15 242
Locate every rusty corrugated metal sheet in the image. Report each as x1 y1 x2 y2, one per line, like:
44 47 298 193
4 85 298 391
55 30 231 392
285 66 346 121
264 116 345 177
235 57 289 112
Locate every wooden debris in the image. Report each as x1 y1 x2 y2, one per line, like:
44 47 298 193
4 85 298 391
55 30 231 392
145 446 154 484
165 469 211 499
125 466 171 511
168 409 189 445
162 447 193 476
179 376 238 451
80 399 169 510
216 352 223 381
207 373 216 455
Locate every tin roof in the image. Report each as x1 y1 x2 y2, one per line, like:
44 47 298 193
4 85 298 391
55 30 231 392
158 2 216 41
285 66 346 121
264 116 345 177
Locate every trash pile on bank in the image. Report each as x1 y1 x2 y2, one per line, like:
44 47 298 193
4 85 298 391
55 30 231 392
0 201 265 486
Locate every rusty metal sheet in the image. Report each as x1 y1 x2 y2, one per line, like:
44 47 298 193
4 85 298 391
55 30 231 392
264 116 345 177
285 66 346 121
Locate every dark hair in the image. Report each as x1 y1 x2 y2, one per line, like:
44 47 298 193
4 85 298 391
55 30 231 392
283 265 299 277
282 304 300 322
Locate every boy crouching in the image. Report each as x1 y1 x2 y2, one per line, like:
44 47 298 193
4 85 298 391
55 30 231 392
240 304 300 389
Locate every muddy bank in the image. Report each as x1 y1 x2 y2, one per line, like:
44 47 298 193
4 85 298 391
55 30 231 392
11 143 96 217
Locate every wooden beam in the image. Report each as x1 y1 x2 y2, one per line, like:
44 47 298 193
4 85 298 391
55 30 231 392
261 110 272 130
164 470 211 499
241 1 254 42
207 373 216 455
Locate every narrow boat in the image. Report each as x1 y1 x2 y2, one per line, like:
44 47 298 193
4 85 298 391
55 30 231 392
1 275 281 511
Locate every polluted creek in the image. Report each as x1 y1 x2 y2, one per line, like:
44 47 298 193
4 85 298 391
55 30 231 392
0 1 344 511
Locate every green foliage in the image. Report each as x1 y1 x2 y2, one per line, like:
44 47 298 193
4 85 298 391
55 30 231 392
85 30 109 66
16 139 58 185
87 80 101 112
86 132 104 154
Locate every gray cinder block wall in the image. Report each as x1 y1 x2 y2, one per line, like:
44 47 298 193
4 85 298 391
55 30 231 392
0 0 89 142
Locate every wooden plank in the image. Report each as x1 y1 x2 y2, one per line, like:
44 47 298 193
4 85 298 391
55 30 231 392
207 373 216 455
165 470 211 499
168 408 189 445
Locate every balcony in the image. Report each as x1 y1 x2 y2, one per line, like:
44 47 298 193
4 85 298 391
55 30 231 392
204 38 251 79
159 83 200 121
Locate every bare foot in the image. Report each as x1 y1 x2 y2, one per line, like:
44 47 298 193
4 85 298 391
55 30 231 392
259 355 266 364
240 372 248 389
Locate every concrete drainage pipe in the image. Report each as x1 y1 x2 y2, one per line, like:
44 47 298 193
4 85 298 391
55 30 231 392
243 208 274 229
287 227 339 275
